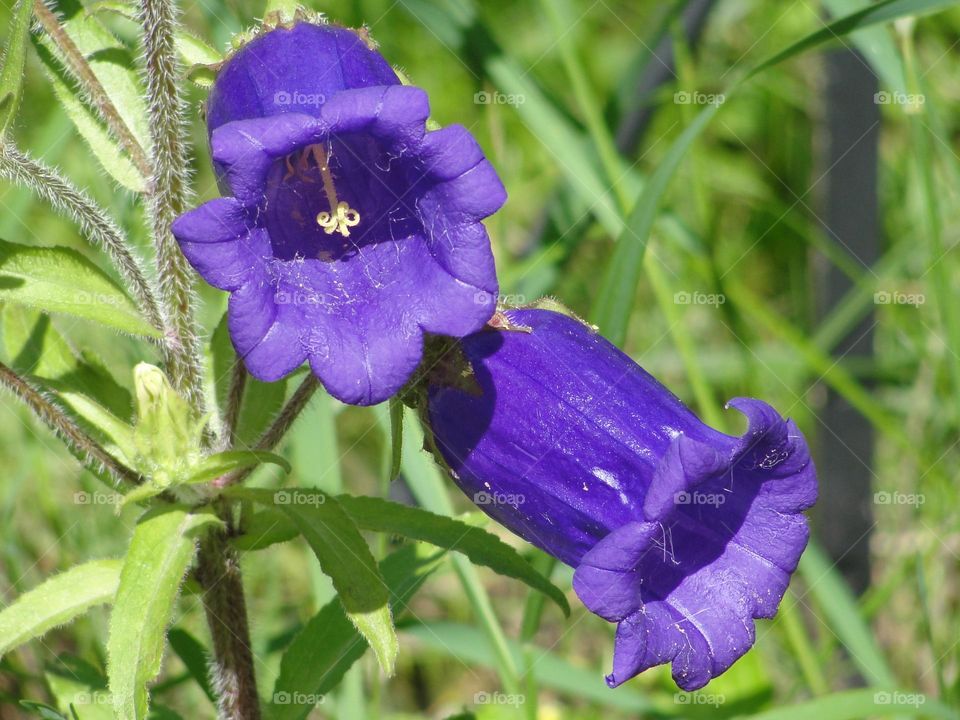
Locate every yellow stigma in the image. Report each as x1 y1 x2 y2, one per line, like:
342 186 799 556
305 143 361 238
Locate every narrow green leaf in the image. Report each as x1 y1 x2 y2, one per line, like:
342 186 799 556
107 506 221 720
268 543 444 720
181 450 291 486
749 0 957 78
402 621 655 714
231 488 398 676
387 396 403 481
0 239 161 337
338 495 570 616
18 701 69 720
0 0 33 133
798 543 896 687
736 688 958 720
166 629 215 704
591 104 719 346
0 559 121 658
57 390 136 463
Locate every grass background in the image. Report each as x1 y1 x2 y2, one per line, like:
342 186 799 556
2 0 960 718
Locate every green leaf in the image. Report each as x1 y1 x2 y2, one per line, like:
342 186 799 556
37 0 150 147
749 0 958 78
798 543 896 687
18 701 70 720
107 506 221 720
0 559 121 659
231 488 398 676
232 508 300 551
2 305 134 419
0 0 33 134
591 103 719 346
337 495 570 616
737 688 958 720
166 629 215 704
0 239 161 337
402 621 656 714
387 396 403 481
268 543 445 720
31 39 147 193
181 450 291 486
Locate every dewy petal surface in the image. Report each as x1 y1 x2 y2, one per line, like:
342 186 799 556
426 308 817 689
172 21 505 405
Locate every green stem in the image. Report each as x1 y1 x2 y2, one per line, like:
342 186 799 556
0 360 142 486
138 0 205 408
520 554 556 720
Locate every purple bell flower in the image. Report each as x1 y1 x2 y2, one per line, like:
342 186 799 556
425 308 817 690
172 21 505 405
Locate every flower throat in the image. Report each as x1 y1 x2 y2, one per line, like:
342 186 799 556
284 143 361 245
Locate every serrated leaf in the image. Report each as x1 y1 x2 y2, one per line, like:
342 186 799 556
0 559 122 659
230 487 398 676
182 450 290 486
268 543 444 720
0 0 33 133
107 507 221 720
0 239 160 337
337 495 570 616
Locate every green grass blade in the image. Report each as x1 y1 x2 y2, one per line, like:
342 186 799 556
591 104 719 346
798 543 896 687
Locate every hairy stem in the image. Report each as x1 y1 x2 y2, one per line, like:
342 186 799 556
216 375 319 487
0 360 142 486
196 519 262 720
221 364 248 449
32 0 153 181
0 139 164 331
138 0 205 409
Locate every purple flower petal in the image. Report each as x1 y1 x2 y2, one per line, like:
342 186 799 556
426 308 818 689
172 22 505 405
